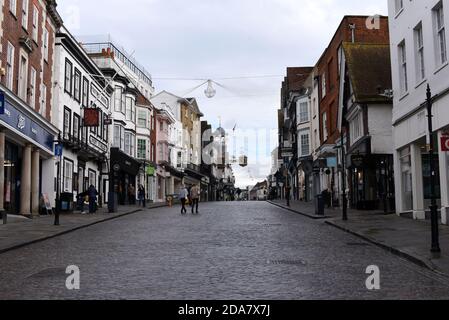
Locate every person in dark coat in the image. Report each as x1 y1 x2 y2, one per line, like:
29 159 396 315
138 184 146 208
88 185 98 214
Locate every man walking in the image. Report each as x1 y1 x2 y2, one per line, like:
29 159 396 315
190 184 200 214
179 185 188 214
88 184 98 214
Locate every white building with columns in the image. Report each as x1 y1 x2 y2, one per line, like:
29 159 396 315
389 0 449 224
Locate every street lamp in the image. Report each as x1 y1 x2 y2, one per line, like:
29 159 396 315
426 85 441 255
54 133 63 226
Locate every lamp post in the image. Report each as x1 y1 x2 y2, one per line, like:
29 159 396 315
426 85 441 254
54 133 62 226
340 129 348 221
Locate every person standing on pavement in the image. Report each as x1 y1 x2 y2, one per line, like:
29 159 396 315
179 185 188 214
88 184 98 214
190 184 200 214
138 184 146 208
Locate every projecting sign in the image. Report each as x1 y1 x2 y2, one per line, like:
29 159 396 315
441 136 449 152
83 108 100 127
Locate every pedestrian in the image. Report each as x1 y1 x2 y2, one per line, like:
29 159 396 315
190 184 200 214
138 184 146 208
88 184 98 214
179 185 188 214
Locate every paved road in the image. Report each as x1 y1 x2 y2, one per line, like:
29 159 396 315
1 201 449 300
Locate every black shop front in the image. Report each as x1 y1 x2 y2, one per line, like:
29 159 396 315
109 148 141 210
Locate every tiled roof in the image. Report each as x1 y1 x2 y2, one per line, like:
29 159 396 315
343 42 392 103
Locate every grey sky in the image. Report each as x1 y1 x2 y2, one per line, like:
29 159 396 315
58 0 388 188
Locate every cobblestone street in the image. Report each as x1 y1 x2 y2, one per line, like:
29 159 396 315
1 201 449 300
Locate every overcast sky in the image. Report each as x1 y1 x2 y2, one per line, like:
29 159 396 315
58 0 388 188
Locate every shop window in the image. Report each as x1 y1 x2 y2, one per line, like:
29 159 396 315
88 170 96 189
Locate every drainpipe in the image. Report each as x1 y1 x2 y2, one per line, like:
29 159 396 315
349 23 356 43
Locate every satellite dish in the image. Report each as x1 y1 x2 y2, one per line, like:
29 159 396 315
204 80 216 98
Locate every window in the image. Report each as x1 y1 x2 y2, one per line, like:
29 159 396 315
9 0 17 16
137 139 147 159
32 5 39 42
43 28 49 62
113 125 121 148
321 74 326 98
299 130 310 157
22 0 29 29
434 2 447 66
64 59 73 95
124 132 135 156
63 107 71 140
114 87 123 112
349 111 364 145
73 114 80 141
74 69 81 102
82 77 89 107
40 84 47 117
29 67 37 109
63 160 74 193
137 110 147 127
88 170 96 189
414 23 425 81
399 147 413 211
298 101 309 123
18 55 28 100
6 42 15 91
103 113 108 141
125 97 134 121
398 41 408 93
322 112 328 141
395 0 403 14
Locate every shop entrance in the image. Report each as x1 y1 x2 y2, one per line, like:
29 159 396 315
3 141 21 215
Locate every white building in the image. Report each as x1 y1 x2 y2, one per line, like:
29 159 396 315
389 0 449 224
53 26 113 208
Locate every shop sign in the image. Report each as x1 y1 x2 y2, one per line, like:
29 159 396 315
327 157 338 168
441 136 449 152
55 144 63 157
146 166 155 176
0 91 5 115
83 108 100 127
351 155 364 168
89 136 108 153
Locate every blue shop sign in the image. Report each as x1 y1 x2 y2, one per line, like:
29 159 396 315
0 92 4 115
0 100 55 151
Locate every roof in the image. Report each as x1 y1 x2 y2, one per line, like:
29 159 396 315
343 42 392 103
282 67 314 92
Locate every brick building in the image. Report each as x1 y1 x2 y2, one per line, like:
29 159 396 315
0 0 62 216
314 16 390 207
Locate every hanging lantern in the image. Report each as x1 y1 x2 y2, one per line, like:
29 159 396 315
204 80 216 98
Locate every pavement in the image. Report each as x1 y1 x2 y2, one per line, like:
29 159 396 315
268 199 449 278
1 201 449 299
0 203 166 255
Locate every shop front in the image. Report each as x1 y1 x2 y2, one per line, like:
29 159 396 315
109 148 141 208
0 92 57 216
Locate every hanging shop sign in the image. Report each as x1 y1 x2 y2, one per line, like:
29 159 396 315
146 166 156 176
83 108 100 127
441 136 449 152
351 155 365 168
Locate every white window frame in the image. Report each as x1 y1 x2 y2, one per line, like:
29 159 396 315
40 84 47 117
43 28 49 62
298 101 309 123
22 0 29 30
398 41 408 94
32 5 39 42
6 42 15 91
349 110 364 145
18 53 28 101
322 112 328 141
299 129 310 157
321 74 326 98
29 67 37 109
414 23 425 82
395 0 403 15
9 0 17 16
137 109 148 128
63 159 74 193
137 139 147 160
434 2 447 67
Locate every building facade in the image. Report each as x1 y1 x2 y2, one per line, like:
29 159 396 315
0 0 62 216
389 0 449 224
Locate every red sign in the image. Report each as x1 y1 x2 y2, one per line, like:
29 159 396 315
84 108 100 127
441 136 449 152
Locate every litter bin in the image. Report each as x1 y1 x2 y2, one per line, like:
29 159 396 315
315 194 324 216
60 193 74 212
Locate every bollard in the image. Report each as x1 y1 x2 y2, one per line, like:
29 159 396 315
1 209 6 225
